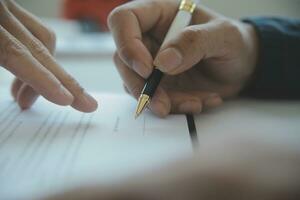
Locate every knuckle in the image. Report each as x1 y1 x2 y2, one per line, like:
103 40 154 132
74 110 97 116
108 7 126 29
107 7 124 29
220 19 241 38
177 27 207 56
46 28 56 47
1 39 27 66
183 27 201 43
190 26 208 40
221 19 239 33
183 27 206 48
28 39 50 57
42 28 57 53
218 19 243 48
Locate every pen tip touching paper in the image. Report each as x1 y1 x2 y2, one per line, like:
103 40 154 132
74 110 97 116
135 94 150 119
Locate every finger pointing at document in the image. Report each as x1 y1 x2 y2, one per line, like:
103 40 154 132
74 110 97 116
0 0 98 112
109 0 259 117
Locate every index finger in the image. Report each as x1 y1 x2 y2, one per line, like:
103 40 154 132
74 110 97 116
108 0 179 78
0 26 74 106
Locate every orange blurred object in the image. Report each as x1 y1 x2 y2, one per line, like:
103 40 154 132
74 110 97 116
63 0 129 30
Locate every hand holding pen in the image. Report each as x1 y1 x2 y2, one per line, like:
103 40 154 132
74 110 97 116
134 0 198 118
109 0 259 117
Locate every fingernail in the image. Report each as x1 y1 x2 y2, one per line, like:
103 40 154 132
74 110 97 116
204 94 223 108
154 48 183 73
133 60 151 78
81 92 98 111
20 95 39 110
179 101 202 114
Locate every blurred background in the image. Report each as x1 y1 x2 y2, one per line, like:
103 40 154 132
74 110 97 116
1 0 300 95
15 0 300 19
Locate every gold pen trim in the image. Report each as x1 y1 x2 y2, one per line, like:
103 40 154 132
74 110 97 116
135 94 150 119
179 0 197 13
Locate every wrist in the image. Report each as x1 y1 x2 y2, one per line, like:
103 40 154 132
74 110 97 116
239 22 260 90
245 23 260 69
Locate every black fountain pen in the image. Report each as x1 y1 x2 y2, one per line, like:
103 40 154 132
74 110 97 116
135 0 197 118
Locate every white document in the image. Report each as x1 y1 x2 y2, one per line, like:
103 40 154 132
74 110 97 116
0 94 192 200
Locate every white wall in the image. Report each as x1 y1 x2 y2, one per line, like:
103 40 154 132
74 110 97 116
16 0 62 18
202 0 300 19
15 0 300 19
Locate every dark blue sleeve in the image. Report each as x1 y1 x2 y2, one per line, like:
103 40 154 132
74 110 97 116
241 17 300 99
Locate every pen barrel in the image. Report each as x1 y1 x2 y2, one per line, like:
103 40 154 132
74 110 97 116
140 0 196 100
159 4 194 49
142 69 164 97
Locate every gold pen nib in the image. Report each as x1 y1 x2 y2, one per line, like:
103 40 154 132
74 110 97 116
135 94 150 119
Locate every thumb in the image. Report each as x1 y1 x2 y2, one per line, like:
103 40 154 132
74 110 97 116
154 20 231 75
